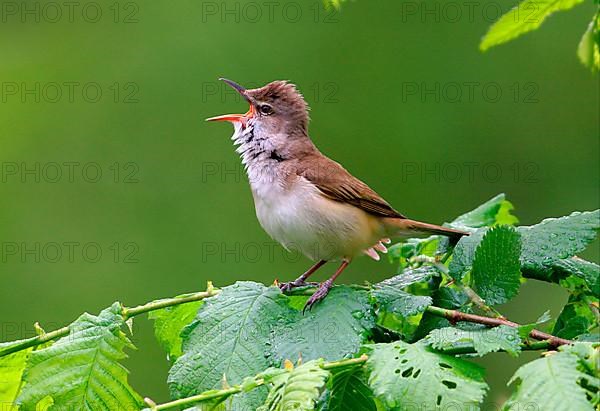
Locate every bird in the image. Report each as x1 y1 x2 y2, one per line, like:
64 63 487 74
206 78 468 311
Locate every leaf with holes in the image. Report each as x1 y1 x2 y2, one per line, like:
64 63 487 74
17 303 142 410
503 343 599 410
168 282 293 410
471 226 522 305
272 286 375 364
149 296 203 361
480 0 585 51
365 341 488 410
519 210 599 272
427 324 521 357
258 360 330 411
371 267 438 318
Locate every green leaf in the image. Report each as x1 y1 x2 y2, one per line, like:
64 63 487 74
480 0 585 51
324 366 376 411
471 226 522 305
519 210 599 272
371 266 438 317
577 10 600 71
495 200 520 226
521 256 600 296
323 0 345 10
503 344 599 411
0 347 31 409
555 258 600 296
387 236 438 269
148 296 203 361
258 360 330 411
272 286 375 363
17 303 143 410
413 287 470 340
517 310 552 339
560 342 600 375
449 193 518 230
427 324 521 357
448 228 487 281
168 282 292 409
365 341 488 410
553 295 598 339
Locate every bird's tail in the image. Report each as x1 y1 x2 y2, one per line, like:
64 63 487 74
382 217 469 245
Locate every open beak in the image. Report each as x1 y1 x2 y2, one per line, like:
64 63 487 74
206 78 254 126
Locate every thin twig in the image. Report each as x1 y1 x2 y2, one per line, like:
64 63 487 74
143 355 369 411
144 386 241 411
142 335 559 411
462 285 505 318
425 306 572 347
0 326 70 358
122 289 220 319
0 287 222 358
1 282 573 359
436 340 552 355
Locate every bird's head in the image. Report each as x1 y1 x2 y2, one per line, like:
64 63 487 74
207 79 310 136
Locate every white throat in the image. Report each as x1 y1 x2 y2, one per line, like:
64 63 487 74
230 122 283 191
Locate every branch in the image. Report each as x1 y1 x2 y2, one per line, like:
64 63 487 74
427 257 505 318
436 340 552 355
425 305 572 347
0 286 222 358
0 326 70 358
141 338 556 411
1 282 572 359
122 287 220 318
461 285 504 318
422 260 569 346
144 386 241 411
142 355 369 411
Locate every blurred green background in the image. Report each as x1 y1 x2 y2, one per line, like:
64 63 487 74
1 0 598 406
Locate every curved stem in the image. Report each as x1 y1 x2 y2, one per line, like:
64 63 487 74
143 355 369 411
145 386 241 411
0 288 222 358
122 289 220 319
1 283 573 359
0 326 70 358
438 340 552 355
425 305 572 347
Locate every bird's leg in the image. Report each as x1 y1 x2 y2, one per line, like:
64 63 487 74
303 259 350 312
279 260 327 292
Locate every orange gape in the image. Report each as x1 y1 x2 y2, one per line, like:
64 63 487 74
207 78 468 311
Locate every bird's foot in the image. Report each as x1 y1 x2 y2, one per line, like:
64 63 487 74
278 279 318 293
303 280 333 313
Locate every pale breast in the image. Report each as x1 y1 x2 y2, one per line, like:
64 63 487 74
250 174 384 261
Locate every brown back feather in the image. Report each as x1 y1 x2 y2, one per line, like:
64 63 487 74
296 154 406 219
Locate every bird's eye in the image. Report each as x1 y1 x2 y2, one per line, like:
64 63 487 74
259 104 273 115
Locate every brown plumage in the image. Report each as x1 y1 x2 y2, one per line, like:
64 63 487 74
207 78 469 310
296 153 406 219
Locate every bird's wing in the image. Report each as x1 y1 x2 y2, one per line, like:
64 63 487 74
296 154 406 219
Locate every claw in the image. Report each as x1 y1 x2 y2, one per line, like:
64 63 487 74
302 281 333 313
279 280 318 293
